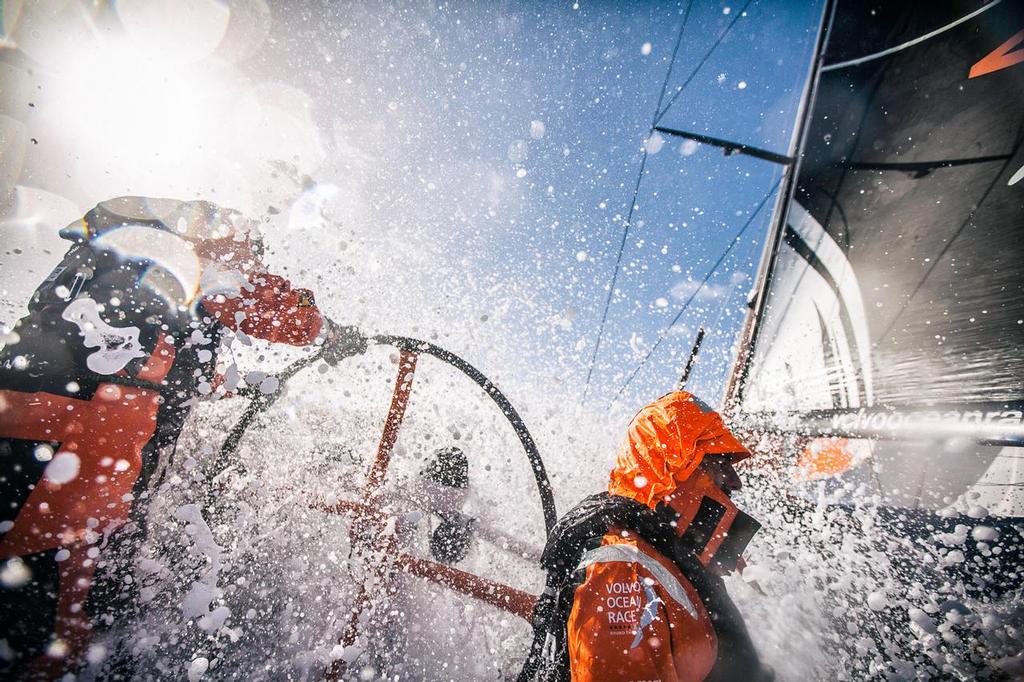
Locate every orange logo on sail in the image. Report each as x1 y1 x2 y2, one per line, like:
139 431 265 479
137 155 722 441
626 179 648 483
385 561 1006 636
969 28 1024 78
795 437 855 480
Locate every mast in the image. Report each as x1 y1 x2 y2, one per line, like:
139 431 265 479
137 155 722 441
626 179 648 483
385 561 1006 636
718 0 1024 519
723 0 837 411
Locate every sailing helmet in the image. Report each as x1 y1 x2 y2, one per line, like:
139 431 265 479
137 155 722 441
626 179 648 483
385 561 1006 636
60 195 264 263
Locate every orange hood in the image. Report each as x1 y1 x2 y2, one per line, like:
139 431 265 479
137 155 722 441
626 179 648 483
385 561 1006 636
608 391 750 509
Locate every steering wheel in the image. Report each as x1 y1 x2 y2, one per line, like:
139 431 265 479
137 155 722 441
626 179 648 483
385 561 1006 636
212 331 556 677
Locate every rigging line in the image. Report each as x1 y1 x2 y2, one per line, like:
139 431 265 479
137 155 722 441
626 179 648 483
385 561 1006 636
653 1 694 121
706 221 759 335
654 0 756 126
581 4 694 400
609 177 781 407
582 148 650 400
681 228 760 395
822 0 1002 72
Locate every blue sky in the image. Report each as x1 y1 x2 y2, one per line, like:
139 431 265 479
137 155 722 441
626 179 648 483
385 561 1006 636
253 0 825 413
0 0 824 418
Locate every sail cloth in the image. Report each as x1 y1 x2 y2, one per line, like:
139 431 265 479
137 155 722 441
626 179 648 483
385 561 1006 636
740 0 1024 515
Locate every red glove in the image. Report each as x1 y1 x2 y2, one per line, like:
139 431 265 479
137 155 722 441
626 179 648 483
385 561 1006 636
202 272 323 345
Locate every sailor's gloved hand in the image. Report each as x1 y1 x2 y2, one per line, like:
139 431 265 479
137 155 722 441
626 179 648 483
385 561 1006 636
321 319 368 365
429 514 476 564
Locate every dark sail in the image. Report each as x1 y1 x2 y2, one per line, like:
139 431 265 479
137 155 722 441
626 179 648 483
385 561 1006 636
735 0 1024 515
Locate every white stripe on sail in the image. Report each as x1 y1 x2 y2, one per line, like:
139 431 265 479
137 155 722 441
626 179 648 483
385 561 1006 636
822 0 1002 72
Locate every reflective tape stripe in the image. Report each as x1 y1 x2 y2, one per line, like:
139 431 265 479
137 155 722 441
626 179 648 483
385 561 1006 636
577 544 698 619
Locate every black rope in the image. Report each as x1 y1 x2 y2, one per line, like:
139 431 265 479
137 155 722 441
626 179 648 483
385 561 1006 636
215 348 324 471
582 4 692 400
654 0 756 126
609 177 781 407
582 148 650 400
374 334 558 534
215 334 558 534
654 2 693 119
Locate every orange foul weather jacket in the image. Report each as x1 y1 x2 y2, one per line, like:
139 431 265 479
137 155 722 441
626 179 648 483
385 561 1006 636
0 197 322 678
564 391 770 682
568 529 719 682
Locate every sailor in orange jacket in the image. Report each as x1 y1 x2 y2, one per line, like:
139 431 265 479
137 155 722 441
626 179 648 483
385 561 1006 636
520 391 770 682
570 391 769 681
0 196 363 678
